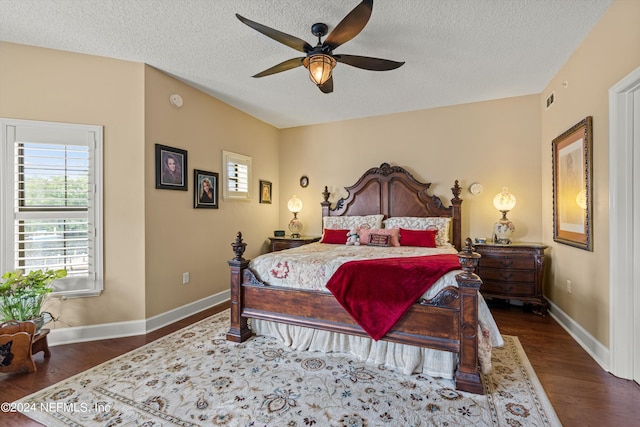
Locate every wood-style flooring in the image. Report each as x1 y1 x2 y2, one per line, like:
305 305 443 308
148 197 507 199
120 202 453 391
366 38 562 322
1 301 639 426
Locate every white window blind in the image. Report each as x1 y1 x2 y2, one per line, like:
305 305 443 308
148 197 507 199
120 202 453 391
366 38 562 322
222 150 251 201
1 119 103 297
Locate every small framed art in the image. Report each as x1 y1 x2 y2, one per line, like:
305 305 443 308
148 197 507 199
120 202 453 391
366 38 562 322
259 180 272 204
552 116 593 251
155 144 187 190
194 169 219 209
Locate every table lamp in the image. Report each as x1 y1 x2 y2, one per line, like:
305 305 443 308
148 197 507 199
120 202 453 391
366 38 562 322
287 195 303 238
493 187 516 244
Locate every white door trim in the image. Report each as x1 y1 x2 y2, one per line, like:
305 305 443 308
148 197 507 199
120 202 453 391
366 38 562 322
608 65 640 380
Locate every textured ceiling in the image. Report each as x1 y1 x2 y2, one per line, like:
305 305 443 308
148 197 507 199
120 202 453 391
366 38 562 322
0 0 612 129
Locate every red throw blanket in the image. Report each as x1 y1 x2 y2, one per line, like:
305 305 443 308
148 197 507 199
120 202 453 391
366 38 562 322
326 254 460 341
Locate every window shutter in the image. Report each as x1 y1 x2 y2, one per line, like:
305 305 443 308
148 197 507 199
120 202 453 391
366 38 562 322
1 119 103 297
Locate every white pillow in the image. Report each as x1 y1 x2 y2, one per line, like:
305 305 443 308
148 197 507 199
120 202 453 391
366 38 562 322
383 216 451 246
323 214 384 230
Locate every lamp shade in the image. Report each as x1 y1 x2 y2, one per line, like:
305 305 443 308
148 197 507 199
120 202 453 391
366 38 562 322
305 54 336 86
493 187 517 212
287 195 303 214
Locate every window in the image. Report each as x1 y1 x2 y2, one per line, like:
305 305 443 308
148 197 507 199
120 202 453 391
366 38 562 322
222 150 251 201
1 119 103 297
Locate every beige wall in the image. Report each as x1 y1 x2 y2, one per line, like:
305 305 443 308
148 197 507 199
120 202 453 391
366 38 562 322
0 42 147 325
143 66 280 318
540 0 640 347
0 42 281 325
279 95 542 245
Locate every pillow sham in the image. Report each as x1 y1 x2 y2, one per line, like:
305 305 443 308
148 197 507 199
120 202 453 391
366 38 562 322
323 214 384 231
399 228 437 248
358 227 400 247
383 216 451 246
320 228 349 244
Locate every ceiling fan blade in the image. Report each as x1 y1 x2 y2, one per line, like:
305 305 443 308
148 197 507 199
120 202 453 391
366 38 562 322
318 76 334 94
252 57 305 78
323 0 373 51
236 14 313 53
335 54 405 71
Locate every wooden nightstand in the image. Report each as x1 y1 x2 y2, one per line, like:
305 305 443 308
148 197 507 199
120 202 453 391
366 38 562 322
474 242 549 315
268 236 321 252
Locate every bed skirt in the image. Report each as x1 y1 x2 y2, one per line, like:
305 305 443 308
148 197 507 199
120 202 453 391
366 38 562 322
252 296 501 379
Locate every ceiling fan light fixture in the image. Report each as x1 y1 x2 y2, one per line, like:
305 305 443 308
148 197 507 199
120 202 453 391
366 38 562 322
305 54 336 86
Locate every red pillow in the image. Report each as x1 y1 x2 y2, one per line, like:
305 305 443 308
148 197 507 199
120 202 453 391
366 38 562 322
399 228 437 247
320 228 349 244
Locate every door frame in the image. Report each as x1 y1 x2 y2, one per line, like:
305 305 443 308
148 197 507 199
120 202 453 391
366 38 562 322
608 65 640 380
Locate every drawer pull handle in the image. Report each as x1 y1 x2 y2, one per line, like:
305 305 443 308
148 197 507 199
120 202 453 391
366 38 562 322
500 285 514 293
499 272 513 280
499 259 513 267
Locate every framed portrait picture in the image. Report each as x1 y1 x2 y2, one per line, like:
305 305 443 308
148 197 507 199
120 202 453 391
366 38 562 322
259 180 272 204
552 116 593 251
155 144 188 190
194 170 219 209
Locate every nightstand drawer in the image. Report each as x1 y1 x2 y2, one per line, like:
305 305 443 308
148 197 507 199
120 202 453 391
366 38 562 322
481 281 536 297
478 267 535 283
479 257 534 270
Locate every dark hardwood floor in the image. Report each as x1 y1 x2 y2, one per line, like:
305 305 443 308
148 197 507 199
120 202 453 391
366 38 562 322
2 300 639 426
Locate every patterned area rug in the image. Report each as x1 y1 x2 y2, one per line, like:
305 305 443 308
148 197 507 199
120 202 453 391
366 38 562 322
16 309 561 426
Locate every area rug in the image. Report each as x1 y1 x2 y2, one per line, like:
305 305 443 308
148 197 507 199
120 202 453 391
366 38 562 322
16 309 561 426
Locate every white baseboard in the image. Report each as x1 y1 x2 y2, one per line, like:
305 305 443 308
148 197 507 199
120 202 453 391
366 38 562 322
47 290 230 346
548 299 610 372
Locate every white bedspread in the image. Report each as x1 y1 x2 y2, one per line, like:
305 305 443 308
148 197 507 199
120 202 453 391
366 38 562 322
249 242 503 379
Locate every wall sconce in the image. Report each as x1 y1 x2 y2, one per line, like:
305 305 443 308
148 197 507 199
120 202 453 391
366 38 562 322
492 187 516 244
287 195 304 238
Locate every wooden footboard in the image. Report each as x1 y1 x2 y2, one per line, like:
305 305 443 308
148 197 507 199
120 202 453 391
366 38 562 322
226 233 484 394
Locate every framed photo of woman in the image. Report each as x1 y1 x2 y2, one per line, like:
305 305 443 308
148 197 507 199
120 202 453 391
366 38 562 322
194 169 219 209
259 180 272 204
155 144 188 190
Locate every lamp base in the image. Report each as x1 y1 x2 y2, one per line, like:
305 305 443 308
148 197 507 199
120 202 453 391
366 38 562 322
493 218 514 245
289 217 303 238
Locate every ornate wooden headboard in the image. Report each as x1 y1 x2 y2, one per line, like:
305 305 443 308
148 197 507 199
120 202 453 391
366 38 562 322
321 163 463 250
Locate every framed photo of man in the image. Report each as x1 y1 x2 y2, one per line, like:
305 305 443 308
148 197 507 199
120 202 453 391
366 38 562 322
194 170 219 209
155 144 188 190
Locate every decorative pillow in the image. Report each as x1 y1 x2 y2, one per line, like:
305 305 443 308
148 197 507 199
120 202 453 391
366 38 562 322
320 228 349 244
358 227 400 247
323 214 384 231
383 217 451 246
399 228 437 248
367 234 391 247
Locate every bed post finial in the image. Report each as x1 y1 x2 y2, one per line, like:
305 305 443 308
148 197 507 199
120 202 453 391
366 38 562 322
457 238 480 279
322 186 330 203
451 180 462 201
231 231 247 261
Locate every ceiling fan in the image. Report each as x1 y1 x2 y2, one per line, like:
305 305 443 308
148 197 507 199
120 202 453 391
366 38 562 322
236 0 405 94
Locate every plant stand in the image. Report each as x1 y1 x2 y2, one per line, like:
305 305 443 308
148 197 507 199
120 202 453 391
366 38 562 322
32 328 51 358
0 320 36 373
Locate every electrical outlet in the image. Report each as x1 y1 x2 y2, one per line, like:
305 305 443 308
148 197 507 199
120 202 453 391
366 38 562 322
182 272 190 284
566 279 572 294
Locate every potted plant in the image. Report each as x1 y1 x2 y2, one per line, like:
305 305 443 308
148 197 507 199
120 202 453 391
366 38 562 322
0 269 66 331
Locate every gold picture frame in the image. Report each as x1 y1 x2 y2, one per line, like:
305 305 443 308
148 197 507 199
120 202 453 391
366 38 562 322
552 116 593 251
